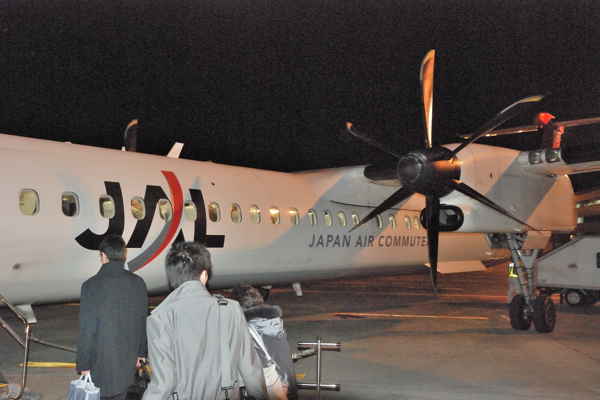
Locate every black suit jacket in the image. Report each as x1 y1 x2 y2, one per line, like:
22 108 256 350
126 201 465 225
76 260 148 397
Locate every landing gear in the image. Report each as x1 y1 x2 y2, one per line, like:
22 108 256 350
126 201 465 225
533 294 555 333
509 294 532 331
494 233 556 333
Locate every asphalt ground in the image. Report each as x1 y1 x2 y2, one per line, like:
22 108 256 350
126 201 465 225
2 262 600 399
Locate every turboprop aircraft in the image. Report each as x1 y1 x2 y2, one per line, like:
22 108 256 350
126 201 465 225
1 50 600 333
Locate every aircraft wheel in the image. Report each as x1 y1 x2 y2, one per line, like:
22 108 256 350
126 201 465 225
533 294 556 333
509 294 532 331
565 289 585 307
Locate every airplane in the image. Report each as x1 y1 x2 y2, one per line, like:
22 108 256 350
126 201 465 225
1 50 600 334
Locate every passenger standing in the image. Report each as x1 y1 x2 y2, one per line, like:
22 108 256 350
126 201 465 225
142 242 267 400
231 284 298 400
76 234 148 400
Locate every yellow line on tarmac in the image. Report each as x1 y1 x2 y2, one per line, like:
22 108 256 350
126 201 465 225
335 312 488 320
20 362 76 368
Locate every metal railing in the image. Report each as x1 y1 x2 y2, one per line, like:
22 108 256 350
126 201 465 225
296 337 341 399
0 294 32 400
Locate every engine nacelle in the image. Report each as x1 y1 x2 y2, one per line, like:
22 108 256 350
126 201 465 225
439 143 576 233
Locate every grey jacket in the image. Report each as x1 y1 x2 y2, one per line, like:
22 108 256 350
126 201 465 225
143 281 267 400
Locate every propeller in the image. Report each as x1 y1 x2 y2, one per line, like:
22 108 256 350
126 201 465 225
123 119 138 152
348 50 543 293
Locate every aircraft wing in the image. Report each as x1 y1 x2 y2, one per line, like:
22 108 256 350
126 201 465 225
518 144 600 176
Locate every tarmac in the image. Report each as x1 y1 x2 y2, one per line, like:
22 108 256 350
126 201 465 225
2 261 600 400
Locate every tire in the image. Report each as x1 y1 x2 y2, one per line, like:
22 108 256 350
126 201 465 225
565 289 585 307
533 294 556 333
510 294 532 331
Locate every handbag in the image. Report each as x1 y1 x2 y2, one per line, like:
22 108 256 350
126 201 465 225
125 361 151 400
248 325 286 400
67 374 100 400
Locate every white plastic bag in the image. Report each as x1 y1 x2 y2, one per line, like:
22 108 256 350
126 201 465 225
67 373 101 400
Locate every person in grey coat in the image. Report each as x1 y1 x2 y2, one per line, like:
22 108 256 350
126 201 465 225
143 242 267 400
76 234 148 400
231 285 298 400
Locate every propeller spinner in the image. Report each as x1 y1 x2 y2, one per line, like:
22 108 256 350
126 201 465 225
348 50 543 293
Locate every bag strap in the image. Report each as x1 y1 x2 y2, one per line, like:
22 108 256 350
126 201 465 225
213 294 234 394
247 325 275 365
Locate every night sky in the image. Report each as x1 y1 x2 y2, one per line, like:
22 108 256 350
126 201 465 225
1 1 599 188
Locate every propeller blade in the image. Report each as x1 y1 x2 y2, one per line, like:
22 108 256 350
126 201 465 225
448 180 537 231
124 119 138 152
420 50 435 149
346 123 402 158
449 95 544 158
350 186 415 232
425 195 440 293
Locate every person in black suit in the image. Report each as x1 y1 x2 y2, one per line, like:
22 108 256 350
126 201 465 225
76 234 148 400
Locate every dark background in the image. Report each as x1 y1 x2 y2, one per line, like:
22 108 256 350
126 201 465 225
1 1 599 188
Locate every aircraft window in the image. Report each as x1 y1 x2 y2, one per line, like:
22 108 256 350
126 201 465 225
250 205 261 224
389 214 396 229
231 203 242 223
376 214 383 229
404 216 411 229
208 202 220 222
351 212 360 227
338 211 347 227
131 197 145 220
308 209 317 226
158 199 172 221
99 195 115 219
289 208 299 225
414 216 420 229
270 207 280 225
19 189 39 216
184 200 197 222
324 210 332 227
61 192 79 217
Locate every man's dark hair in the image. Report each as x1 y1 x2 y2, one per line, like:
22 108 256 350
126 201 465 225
230 284 264 310
165 241 212 289
99 234 126 262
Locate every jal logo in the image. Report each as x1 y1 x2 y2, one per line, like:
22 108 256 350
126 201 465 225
75 171 224 271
